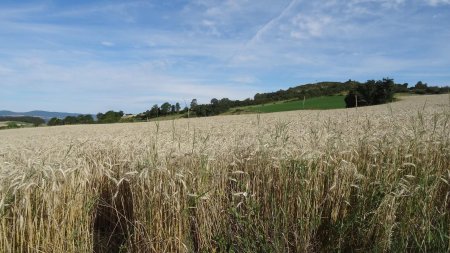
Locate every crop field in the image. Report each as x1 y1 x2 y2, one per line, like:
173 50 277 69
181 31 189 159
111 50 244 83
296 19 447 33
232 95 346 114
0 94 449 252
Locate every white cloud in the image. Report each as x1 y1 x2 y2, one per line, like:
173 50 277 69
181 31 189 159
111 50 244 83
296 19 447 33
424 0 450 5
101 41 114 47
0 65 14 75
201 19 221 36
290 14 332 39
50 2 153 23
231 75 258 84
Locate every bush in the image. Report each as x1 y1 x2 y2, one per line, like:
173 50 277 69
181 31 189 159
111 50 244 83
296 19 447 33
7 122 20 129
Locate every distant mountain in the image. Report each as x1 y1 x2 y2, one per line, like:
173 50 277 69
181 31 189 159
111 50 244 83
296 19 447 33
0 110 87 121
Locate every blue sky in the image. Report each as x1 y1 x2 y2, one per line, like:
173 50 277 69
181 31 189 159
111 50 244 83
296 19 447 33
1 0 449 113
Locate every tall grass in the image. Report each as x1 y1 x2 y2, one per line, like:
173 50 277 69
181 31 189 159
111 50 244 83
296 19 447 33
0 95 449 252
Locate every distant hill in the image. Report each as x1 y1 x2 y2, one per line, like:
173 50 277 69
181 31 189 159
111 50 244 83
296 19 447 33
253 81 358 103
0 110 86 121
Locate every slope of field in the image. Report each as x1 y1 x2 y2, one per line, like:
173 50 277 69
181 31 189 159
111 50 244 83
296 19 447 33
234 95 346 113
0 95 449 252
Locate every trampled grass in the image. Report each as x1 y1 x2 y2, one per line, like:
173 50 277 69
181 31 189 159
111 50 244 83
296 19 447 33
232 95 346 114
0 94 449 252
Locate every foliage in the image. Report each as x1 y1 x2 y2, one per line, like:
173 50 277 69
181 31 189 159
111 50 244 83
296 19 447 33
410 81 449 94
48 117 63 126
97 111 124 124
48 114 95 126
160 102 172 116
0 116 45 126
254 80 359 103
345 78 395 108
6 122 20 129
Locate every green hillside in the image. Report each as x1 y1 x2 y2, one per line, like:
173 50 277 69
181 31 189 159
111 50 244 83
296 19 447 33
229 95 346 114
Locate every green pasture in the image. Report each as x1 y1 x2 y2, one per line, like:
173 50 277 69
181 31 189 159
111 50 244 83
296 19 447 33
231 95 346 114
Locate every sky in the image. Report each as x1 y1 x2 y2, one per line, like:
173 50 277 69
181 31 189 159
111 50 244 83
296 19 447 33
0 0 449 114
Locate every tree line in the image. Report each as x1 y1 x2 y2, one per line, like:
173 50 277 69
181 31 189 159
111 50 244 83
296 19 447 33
136 79 448 119
44 79 448 125
344 79 449 108
48 111 128 126
344 78 395 107
48 114 95 126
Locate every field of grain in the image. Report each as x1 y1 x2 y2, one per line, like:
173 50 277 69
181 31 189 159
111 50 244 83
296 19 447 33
0 94 449 252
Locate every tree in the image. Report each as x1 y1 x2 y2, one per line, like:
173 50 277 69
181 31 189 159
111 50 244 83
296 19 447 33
96 113 104 121
415 81 428 89
175 102 181 113
77 115 94 124
190 99 198 110
97 110 124 123
210 98 219 105
344 90 357 108
373 78 395 104
345 78 395 108
150 104 159 118
48 117 63 126
63 116 78 125
160 102 171 116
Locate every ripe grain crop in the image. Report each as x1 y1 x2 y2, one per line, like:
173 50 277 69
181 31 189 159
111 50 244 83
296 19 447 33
0 94 449 252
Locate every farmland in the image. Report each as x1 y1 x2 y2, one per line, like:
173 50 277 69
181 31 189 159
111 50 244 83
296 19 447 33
230 95 346 114
0 94 449 252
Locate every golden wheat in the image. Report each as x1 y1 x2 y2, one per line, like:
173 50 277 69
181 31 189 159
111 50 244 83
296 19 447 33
0 94 449 252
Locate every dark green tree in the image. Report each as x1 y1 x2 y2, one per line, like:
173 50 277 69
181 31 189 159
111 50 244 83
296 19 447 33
77 115 94 124
345 78 395 108
150 104 159 118
97 111 124 123
190 99 198 110
160 102 171 116
48 117 63 126
63 116 78 125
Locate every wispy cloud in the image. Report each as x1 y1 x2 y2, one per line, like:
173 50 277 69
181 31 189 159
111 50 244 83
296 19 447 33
290 14 332 39
424 0 450 6
248 0 300 44
101 41 115 47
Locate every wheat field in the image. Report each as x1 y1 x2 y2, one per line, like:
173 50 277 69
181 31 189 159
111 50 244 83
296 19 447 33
0 94 449 252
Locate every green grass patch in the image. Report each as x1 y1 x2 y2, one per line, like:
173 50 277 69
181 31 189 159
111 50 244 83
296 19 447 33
394 92 415 97
231 95 346 114
0 121 34 130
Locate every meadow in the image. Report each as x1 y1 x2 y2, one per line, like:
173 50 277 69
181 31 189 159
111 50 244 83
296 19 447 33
230 95 346 114
0 94 449 252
